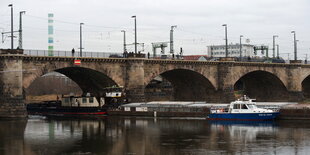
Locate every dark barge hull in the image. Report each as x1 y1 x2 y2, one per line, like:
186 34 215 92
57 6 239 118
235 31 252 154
107 110 208 117
27 105 107 116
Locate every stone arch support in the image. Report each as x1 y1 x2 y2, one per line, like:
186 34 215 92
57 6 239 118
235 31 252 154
143 62 218 90
300 67 310 87
228 66 289 91
22 60 125 90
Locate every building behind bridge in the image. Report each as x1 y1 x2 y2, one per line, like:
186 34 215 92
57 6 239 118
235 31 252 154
207 44 258 58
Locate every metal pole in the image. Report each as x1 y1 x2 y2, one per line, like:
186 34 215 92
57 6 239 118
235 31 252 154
170 25 177 54
273 35 278 58
80 23 84 57
239 35 243 60
8 4 13 49
291 31 297 60
276 44 279 59
121 30 126 53
131 16 137 54
222 24 228 57
19 11 25 49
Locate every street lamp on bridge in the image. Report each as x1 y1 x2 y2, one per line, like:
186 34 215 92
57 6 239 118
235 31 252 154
273 35 278 58
79 23 84 57
276 44 280 59
121 30 126 53
222 24 228 57
8 4 13 50
239 35 243 60
19 11 26 49
291 31 297 60
131 15 137 54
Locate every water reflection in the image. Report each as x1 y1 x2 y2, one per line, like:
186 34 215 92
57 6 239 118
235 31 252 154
1 117 310 154
209 121 277 141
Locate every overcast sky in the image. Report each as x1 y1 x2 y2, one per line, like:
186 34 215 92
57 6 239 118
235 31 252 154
0 0 309 59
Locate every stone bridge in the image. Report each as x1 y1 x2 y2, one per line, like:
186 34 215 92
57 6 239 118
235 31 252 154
1 51 310 118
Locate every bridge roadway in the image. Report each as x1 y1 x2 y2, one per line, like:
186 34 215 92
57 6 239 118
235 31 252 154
1 49 310 118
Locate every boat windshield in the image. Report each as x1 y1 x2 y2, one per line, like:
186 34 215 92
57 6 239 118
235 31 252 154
247 104 257 109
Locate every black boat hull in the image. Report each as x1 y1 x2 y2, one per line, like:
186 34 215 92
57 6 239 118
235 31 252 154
27 104 107 116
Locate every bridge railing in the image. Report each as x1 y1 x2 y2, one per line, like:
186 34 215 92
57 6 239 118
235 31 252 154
23 49 124 58
20 50 305 64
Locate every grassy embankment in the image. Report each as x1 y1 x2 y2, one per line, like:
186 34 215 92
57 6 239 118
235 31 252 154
26 94 60 104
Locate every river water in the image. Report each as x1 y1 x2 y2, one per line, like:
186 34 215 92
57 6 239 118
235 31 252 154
1 116 310 155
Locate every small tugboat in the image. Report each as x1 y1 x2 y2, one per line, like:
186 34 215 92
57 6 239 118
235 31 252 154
208 96 280 121
27 93 107 116
27 86 126 117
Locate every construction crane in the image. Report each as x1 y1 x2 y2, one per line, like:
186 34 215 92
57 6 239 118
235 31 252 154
151 42 169 57
254 45 269 57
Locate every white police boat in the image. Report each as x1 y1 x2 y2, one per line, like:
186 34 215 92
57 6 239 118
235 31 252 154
208 96 280 121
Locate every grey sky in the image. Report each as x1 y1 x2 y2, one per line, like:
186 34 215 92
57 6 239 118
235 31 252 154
0 0 309 59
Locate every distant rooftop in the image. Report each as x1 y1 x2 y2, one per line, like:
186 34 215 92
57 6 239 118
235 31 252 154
183 55 209 60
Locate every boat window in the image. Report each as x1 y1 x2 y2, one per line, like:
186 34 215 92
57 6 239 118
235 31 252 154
64 98 69 103
89 97 94 103
242 104 248 109
247 104 257 109
233 104 241 109
82 97 87 103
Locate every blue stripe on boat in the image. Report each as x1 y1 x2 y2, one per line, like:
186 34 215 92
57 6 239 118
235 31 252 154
208 112 280 121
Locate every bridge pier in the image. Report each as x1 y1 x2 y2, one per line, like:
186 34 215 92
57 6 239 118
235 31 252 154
218 86 235 103
126 87 145 102
286 66 304 102
125 60 145 102
218 63 235 103
0 53 27 118
288 91 304 102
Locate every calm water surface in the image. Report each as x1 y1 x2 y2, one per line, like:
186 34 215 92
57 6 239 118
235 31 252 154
1 116 310 155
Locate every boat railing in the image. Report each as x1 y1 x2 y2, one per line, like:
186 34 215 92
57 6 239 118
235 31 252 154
210 107 229 114
260 106 280 112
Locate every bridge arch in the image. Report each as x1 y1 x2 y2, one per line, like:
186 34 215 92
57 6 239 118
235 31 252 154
144 69 218 102
233 70 289 101
302 74 310 99
23 65 122 98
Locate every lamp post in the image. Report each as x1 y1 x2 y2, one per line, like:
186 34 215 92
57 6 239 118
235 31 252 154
19 11 26 49
8 4 13 49
296 40 299 58
121 30 126 53
222 24 228 57
170 25 177 54
80 23 84 57
276 44 279 59
291 31 297 60
131 15 137 54
239 35 243 60
273 35 278 58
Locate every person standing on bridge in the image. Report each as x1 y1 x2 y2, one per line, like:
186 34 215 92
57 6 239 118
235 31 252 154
72 48 75 57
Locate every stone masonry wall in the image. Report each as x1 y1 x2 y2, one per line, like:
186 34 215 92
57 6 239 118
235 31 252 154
0 55 27 118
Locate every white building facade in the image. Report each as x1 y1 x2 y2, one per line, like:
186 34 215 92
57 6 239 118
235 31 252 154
207 44 258 58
